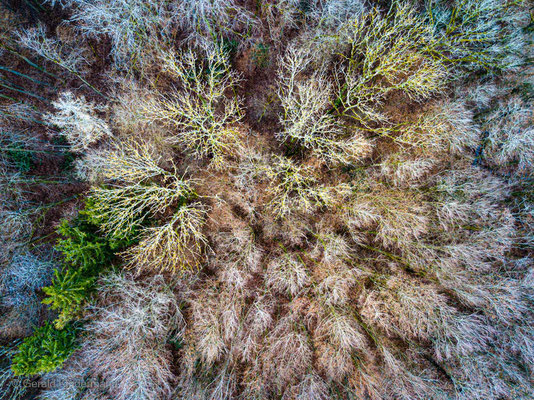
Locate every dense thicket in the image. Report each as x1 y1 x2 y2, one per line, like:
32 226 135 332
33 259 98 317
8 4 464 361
0 0 532 399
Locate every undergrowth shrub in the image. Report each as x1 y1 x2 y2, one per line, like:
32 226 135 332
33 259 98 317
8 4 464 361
5 143 33 172
41 200 136 336
55 217 114 271
55 199 138 266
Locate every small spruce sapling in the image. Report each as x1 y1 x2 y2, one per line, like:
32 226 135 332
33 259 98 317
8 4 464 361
42 269 95 329
11 322 78 376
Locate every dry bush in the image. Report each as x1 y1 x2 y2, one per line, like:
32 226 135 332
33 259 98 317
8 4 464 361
38 353 110 400
260 0 303 44
313 231 353 265
76 139 172 184
333 3 448 126
16 23 89 75
447 348 533 400
75 272 183 400
174 362 240 400
188 285 228 368
44 92 111 153
88 182 188 239
277 44 372 165
176 0 258 47
483 96 534 175
52 0 178 70
262 210 313 247
0 249 57 337
212 228 264 293
260 313 314 391
284 372 330 400
0 251 55 297
82 138 209 273
108 78 171 148
124 203 208 273
265 155 349 218
0 163 24 215
310 0 367 28
343 184 430 250
232 147 270 196
314 266 357 306
0 209 32 254
360 276 455 341
236 295 274 363
379 345 450 400
266 252 310 297
95 140 170 184
314 317 368 383
141 46 244 169
311 232 363 306
378 153 435 187
385 100 480 155
425 0 530 72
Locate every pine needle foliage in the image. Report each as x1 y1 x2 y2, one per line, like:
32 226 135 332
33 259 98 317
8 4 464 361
42 269 95 329
11 322 77 376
